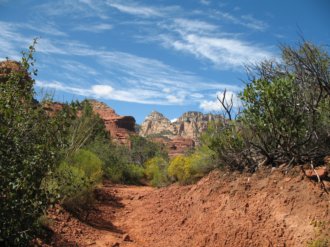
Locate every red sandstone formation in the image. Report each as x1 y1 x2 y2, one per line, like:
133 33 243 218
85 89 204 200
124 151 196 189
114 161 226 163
140 111 217 156
43 102 65 117
167 137 195 157
89 100 135 145
0 60 33 91
42 100 136 145
149 136 195 157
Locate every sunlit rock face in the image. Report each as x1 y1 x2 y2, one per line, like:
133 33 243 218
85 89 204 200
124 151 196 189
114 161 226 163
42 99 136 146
139 111 222 156
0 60 33 91
89 100 136 145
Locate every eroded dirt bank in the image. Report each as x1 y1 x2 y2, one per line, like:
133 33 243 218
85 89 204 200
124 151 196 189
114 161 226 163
47 169 330 247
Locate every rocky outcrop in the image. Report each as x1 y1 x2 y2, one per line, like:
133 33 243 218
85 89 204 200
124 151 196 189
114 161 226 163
0 60 34 92
167 137 195 157
43 102 65 117
140 111 222 142
139 111 176 137
140 111 221 156
89 100 135 145
42 100 136 145
174 112 222 142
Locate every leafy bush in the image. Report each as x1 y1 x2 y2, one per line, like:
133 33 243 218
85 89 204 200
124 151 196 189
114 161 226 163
67 149 103 183
201 120 249 171
167 156 192 184
240 42 330 167
205 41 330 171
62 100 108 157
122 164 145 184
189 145 216 176
130 135 168 165
0 42 64 245
49 149 103 213
145 157 169 187
87 136 145 184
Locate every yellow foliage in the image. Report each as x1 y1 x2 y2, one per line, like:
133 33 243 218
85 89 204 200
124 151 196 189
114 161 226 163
145 156 168 187
167 156 192 182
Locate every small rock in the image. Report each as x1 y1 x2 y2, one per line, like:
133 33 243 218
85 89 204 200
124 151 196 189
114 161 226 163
112 242 120 247
122 234 131 242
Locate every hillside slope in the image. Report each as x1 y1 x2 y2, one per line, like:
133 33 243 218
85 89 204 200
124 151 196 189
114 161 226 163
48 169 330 247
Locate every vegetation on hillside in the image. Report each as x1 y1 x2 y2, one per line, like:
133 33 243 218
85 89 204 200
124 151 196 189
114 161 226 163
203 41 330 172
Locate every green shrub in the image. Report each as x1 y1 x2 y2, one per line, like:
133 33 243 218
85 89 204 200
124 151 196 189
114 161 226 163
204 41 330 171
122 164 145 184
0 42 64 245
189 145 216 177
68 149 103 184
201 120 248 171
145 157 169 187
130 135 168 165
52 149 102 201
46 149 103 213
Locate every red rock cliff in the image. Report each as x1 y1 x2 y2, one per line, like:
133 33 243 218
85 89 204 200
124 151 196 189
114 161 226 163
42 100 136 145
89 100 136 145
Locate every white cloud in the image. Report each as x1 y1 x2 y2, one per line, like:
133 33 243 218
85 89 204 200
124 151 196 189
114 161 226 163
212 11 268 31
35 0 109 20
199 91 241 112
74 23 113 32
241 15 269 31
200 0 211 5
160 33 274 69
91 85 114 97
107 1 162 17
166 94 186 104
0 20 242 106
173 18 218 33
162 88 172 93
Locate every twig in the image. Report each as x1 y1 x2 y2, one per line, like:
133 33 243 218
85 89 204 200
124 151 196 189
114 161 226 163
310 160 321 183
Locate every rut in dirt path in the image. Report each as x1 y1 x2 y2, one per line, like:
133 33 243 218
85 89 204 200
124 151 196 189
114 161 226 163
94 185 155 247
49 184 156 247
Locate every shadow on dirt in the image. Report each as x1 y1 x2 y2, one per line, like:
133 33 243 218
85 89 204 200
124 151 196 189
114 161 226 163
64 187 125 234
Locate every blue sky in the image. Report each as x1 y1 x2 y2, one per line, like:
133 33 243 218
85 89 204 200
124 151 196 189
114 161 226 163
0 0 329 123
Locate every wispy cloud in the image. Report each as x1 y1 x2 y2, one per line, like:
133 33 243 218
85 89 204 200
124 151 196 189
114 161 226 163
159 34 274 69
154 17 274 69
212 11 268 31
199 91 241 112
35 0 109 20
199 0 211 6
0 26 237 106
106 1 162 17
173 18 218 34
0 1 269 108
241 15 269 31
73 23 113 33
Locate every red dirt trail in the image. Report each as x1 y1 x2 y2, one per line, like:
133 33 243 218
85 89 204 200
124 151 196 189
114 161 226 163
46 169 330 247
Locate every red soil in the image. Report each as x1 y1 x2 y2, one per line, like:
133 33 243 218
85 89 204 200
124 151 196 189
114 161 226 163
44 168 330 247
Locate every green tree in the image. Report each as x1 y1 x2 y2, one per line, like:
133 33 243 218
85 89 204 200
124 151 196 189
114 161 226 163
145 156 169 187
130 135 168 165
240 42 330 167
0 41 64 245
